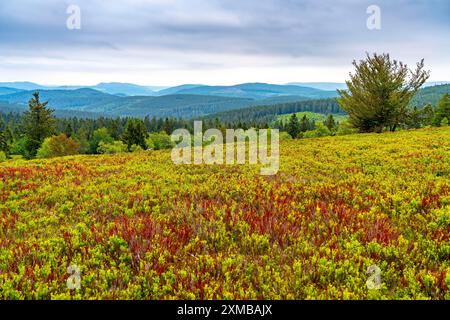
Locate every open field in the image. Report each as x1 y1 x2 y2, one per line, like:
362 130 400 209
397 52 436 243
1 127 450 299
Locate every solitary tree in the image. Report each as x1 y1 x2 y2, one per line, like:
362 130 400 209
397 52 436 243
22 92 56 158
286 113 301 138
338 53 429 132
324 114 336 131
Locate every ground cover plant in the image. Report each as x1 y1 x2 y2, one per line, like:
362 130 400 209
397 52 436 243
0 127 449 299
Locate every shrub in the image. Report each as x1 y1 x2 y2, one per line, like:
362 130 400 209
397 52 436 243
303 123 332 138
279 132 293 141
97 141 127 154
146 132 174 150
336 120 359 136
441 117 449 127
9 137 29 158
89 128 114 154
130 144 144 153
0 151 6 162
36 134 80 158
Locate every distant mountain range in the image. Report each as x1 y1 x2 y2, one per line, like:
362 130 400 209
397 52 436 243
0 81 448 119
0 81 338 99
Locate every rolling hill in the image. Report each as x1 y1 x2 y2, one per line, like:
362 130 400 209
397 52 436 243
0 87 24 96
164 83 338 100
0 89 256 118
0 88 118 109
92 83 157 96
411 84 450 106
84 94 255 118
0 82 448 120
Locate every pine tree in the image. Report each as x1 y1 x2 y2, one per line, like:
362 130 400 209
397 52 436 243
22 92 56 158
287 113 301 138
299 115 309 133
338 53 429 132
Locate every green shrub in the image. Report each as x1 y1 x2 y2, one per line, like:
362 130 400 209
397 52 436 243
89 128 114 154
130 144 144 153
337 120 359 136
0 151 6 162
146 132 174 150
303 123 332 138
97 141 127 154
279 131 293 141
36 134 80 159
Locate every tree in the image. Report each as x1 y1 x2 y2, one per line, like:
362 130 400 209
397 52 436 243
73 128 89 154
64 122 73 137
22 92 56 158
406 106 422 129
441 117 449 127
433 94 450 126
338 53 429 132
122 119 148 150
299 115 309 133
421 104 435 126
36 134 80 158
89 128 113 154
324 114 336 131
0 131 8 154
286 113 301 138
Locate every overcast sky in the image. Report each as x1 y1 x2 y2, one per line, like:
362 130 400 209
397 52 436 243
0 0 448 86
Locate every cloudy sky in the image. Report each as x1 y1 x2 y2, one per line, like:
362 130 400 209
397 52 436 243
0 0 448 86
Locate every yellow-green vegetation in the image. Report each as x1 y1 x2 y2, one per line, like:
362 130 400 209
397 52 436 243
0 127 449 299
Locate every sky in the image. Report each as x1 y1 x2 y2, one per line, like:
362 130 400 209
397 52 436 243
0 0 449 86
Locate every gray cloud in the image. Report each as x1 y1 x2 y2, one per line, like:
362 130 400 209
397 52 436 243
0 0 448 85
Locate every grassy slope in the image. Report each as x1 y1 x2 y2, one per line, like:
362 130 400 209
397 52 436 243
0 127 449 299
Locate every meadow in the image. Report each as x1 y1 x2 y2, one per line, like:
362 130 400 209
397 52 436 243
0 127 449 299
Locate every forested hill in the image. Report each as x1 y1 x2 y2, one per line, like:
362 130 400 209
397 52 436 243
204 84 450 124
203 98 342 124
411 84 450 107
0 83 447 120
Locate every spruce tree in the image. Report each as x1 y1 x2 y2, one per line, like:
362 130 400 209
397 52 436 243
287 113 301 138
300 115 309 133
122 119 148 150
22 92 56 158
324 114 336 131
